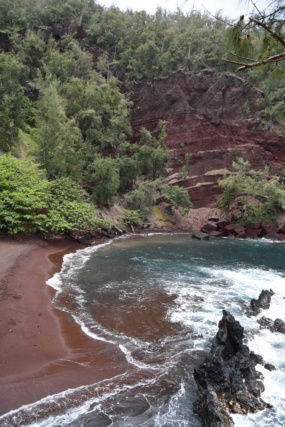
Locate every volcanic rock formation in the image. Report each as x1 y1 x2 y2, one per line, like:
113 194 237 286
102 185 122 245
194 310 270 427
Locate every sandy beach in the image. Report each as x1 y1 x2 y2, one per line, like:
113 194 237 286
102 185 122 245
0 237 128 417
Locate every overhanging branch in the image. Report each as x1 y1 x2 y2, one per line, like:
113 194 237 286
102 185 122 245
249 17 285 47
224 51 285 70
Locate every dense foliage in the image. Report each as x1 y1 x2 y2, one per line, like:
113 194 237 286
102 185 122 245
0 1 284 235
0 155 103 234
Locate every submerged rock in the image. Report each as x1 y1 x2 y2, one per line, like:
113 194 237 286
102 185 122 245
194 310 270 427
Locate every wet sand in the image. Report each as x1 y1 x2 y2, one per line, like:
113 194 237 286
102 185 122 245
0 238 128 416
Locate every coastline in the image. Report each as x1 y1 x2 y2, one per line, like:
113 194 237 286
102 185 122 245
0 237 128 416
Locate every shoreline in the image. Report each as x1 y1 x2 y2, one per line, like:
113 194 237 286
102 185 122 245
1 232 284 418
0 237 128 416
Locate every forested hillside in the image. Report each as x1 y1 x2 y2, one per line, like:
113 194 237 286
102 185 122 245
0 0 284 236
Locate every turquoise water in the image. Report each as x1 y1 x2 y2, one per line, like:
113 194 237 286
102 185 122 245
1 235 285 426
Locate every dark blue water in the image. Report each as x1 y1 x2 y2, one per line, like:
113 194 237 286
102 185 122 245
1 235 285 426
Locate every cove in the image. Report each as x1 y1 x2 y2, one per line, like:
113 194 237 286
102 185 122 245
1 234 285 427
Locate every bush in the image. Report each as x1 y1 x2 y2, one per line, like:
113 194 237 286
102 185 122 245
0 155 102 234
120 209 143 227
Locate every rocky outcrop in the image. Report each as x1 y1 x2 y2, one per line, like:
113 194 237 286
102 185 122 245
74 225 124 244
258 316 285 334
129 71 285 208
250 289 274 315
194 310 270 427
199 213 285 240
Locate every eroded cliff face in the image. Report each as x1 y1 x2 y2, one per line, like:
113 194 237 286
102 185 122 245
129 70 285 208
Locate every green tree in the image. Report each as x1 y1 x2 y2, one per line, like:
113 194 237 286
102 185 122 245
0 53 26 151
11 30 46 79
35 84 83 178
87 156 120 206
126 180 160 215
116 156 138 193
41 36 93 84
76 75 132 150
87 6 126 56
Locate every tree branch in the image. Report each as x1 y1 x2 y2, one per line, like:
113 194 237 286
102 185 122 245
249 17 285 47
262 6 285 20
224 51 285 70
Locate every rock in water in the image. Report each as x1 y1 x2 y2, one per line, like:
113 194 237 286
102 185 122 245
193 310 270 427
251 289 274 314
258 316 285 334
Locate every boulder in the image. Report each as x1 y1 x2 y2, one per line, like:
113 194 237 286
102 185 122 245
278 223 285 233
246 228 262 238
201 222 218 233
278 233 285 241
192 231 209 241
237 232 247 239
216 221 230 230
224 224 238 235
257 316 285 334
262 222 278 235
194 311 270 427
228 201 245 222
251 289 274 315
273 318 285 334
209 231 223 237
234 226 246 235
264 363 276 371
247 222 261 229
257 316 274 330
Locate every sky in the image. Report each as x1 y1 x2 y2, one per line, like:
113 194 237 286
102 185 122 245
97 0 270 20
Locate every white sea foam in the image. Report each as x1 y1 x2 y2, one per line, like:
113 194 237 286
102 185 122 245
119 344 160 370
0 373 158 427
46 240 114 293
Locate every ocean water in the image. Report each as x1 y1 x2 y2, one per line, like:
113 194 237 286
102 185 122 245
1 234 285 426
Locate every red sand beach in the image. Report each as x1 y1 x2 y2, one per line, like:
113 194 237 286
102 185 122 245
0 238 128 416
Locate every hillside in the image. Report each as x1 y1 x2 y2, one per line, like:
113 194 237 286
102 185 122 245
0 2 284 237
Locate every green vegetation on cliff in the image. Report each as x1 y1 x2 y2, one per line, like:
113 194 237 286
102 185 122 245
0 0 283 235
218 157 285 223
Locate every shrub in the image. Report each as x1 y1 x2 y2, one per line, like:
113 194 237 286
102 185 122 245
0 155 102 234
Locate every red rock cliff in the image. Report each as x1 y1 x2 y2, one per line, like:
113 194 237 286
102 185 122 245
128 70 285 208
